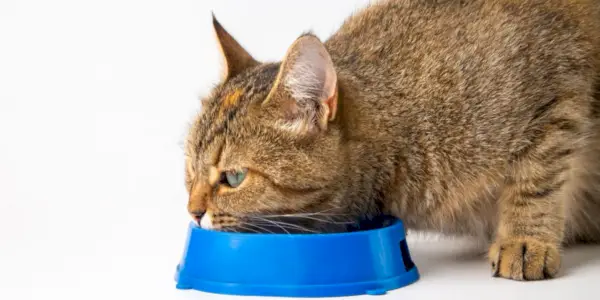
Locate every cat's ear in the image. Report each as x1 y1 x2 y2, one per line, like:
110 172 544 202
212 14 258 80
263 34 338 135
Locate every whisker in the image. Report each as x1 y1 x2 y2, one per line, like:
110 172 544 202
258 207 349 219
250 222 319 234
234 224 261 234
248 218 320 234
248 216 290 234
274 214 356 225
241 222 275 234
254 211 356 226
223 226 240 233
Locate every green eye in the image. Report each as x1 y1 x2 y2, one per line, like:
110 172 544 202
222 168 247 188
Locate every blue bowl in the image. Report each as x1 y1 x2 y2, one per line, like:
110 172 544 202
174 218 419 297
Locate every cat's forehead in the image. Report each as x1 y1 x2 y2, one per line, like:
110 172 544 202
192 63 280 158
207 63 279 124
219 63 279 101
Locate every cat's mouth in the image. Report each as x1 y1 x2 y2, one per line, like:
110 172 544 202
221 214 353 234
197 206 394 234
215 213 394 234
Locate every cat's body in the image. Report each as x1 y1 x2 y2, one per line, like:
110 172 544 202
326 0 600 243
186 0 600 281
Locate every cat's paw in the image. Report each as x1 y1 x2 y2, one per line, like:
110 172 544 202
488 237 560 281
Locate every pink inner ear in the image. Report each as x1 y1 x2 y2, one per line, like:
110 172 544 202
283 36 338 122
325 83 338 121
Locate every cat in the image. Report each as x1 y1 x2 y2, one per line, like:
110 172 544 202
184 0 600 281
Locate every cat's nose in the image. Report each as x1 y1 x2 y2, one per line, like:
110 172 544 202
190 211 205 224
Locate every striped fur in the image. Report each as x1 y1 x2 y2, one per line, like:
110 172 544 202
185 0 600 281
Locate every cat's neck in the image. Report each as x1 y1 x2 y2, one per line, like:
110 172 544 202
334 71 414 214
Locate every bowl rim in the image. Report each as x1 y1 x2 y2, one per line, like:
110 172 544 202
189 217 404 239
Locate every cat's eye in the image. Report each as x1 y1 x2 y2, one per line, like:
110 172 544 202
220 168 248 188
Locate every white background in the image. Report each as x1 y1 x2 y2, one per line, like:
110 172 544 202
1 0 599 299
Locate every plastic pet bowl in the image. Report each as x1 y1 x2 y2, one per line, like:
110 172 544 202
174 217 419 297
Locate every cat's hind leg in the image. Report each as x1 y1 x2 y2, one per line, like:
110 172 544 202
564 121 600 245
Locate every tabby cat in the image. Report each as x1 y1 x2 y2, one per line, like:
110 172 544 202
184 0 600 281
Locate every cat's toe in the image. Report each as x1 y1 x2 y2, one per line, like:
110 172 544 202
489 237 560 281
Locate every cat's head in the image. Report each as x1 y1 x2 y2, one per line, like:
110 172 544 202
184 16 367 233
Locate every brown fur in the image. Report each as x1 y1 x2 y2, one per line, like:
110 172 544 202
185 0 600 280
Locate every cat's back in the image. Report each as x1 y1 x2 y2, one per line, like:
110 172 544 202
325 0 600 145
326 0 600 83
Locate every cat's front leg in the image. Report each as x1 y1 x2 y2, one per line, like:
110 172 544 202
488 116 583 280
489 160 567 280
